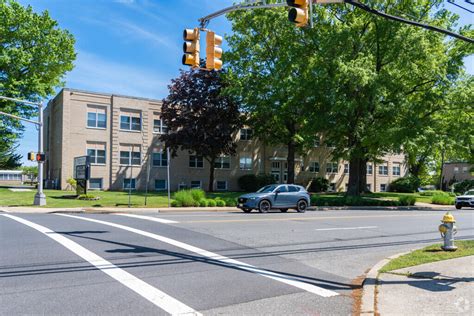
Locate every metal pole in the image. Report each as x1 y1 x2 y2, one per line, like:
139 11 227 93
167 147 171 208
33 103 46 206
145 156 150 206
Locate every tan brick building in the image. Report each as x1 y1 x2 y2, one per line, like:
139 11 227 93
43 88 406 192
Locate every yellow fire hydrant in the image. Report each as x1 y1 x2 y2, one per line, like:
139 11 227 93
438 212 457 251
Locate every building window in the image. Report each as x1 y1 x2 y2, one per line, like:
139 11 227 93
87 106 106 129
153 118 168 134
454 167 459 174
462 167 468 173
240 156 252 170
154 179 167 191
329 183 336 191
309 161 319 173
378 164 388 176
393 164 401 176
123 178 136 190
190 181 201 189
89 178 103 190
326 162 338 173
367 164 373 175
380 184 387 192
120 148 141 166
152 152 168 167
240 128 253 141
216 181 227 191
189 155 203 168
87 144 106 165
178 183 187 190
344 163 349 174
214 156 230 169
313 137 320 147
271 162 280 170
120 112 141 131
366 184 372 192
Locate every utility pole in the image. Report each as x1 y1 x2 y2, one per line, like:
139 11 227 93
0 95 46 206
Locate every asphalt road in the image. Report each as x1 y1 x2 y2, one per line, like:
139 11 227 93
1 209 473 315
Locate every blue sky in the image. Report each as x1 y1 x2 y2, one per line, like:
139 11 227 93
16 0 473 166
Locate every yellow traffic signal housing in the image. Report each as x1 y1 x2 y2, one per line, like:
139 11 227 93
206 31 223 71
27 152 36 161
182 28 200 68
287 0 309 27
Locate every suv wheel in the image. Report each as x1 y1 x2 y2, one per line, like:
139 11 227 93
258 200 271 213
296 199 307 213
455 204 462 210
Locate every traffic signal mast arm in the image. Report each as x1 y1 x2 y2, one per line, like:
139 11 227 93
197 0 473 43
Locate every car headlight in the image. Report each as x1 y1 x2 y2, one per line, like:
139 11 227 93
248 197 256 200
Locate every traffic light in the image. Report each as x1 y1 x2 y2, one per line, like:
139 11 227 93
206 31 223 71
287 0 309 27
28 152 36 161
36 153 46 162
182 28 200 68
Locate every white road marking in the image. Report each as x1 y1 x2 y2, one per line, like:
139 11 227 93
58 214 339 298
115 213 178 224
315 226 378 231
1 214 200 316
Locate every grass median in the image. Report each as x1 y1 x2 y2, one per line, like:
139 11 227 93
380 240 474 273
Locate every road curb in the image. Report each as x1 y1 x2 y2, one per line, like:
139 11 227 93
360 251 411 315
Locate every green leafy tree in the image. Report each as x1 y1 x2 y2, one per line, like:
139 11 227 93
160 69 242 192
225 0 472 195
0 0 76 163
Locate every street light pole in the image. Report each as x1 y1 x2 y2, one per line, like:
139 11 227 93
0 95 46 206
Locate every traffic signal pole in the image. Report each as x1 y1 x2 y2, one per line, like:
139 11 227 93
0 95 46 206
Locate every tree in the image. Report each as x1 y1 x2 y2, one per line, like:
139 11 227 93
0 0 76 161
0 142 21 169
225 0 472 196
160 69 242 192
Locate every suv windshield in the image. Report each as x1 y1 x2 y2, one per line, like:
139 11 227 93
257 185 277 193
464 190 474 196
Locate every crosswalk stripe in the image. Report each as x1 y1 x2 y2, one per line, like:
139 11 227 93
115 213 178 224
58 214 339 298
1 214 201 316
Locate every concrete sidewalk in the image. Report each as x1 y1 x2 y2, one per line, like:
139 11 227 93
376 256 473 315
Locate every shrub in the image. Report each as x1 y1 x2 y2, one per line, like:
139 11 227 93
207 199 217 207
431 194 454 205
199 199 208 207
215 199 226 207
66 178 77 190
309 177 329 192
238 174 275 192
419 190 447 197
398 195 416 206
388 176 421 193
310 195 400 207
223 198 237 207
453 180 474 194
77 194 99 201
173 190 195 207
190 189 205 202
171 200 182 207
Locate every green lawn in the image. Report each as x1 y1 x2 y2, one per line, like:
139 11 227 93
366 192 433 204
380 240 474 273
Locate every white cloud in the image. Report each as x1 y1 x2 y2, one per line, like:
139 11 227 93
66 51 170 99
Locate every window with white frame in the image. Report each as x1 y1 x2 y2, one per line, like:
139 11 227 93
123 178 136 190
326 162 338 173
87 142 106 165
462 166 468 173
271 161 280 171
153 117 168 134
120 145 141 165
367 164 373 175
152 151 168 167
89 178 103 190
309 161 319 173
380 184 387 192
454 167 459 173
216 181 227 191
344 163 349 174
313 136 320 147
329 183 336 191
154 179 167 191
189 155 203 168
87 106 106 129
190 180 201 189
393 164 401 176
240 156 252 170
240 128 253 141
214 156 230 169
120 111 141 131
378 164 388 176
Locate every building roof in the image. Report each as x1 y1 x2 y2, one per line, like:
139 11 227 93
56 88 163 104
